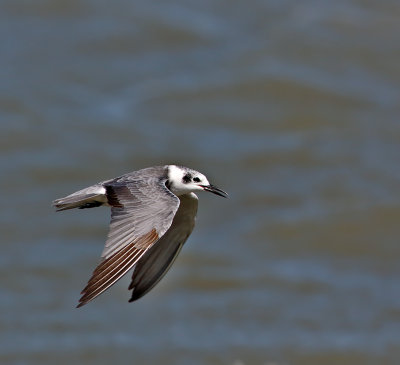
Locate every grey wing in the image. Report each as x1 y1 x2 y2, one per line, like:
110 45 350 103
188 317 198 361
77 174 180 307
128 192 198 302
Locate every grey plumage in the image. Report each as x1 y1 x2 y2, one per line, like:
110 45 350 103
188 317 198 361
128 193 198 302
53 165 227 307
101 167 179 259
53 183 108 211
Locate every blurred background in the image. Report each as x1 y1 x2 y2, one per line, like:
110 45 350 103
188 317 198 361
1 1 399 364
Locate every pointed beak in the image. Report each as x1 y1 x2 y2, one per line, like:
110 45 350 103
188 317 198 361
200 184 228 198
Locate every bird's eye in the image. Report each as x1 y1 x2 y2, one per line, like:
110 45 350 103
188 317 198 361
193 177 200 183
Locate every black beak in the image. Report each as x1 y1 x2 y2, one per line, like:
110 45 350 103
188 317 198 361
200 184 228 198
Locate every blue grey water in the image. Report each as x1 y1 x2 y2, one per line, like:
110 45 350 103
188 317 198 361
1 1 400 364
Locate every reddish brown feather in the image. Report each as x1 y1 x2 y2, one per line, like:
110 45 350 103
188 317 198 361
79 248 141 305
81 245 141 293
77 229 159 307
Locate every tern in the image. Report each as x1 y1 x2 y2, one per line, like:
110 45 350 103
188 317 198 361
53 165 228 307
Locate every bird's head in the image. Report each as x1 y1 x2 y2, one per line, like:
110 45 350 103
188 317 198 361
166 165 228 198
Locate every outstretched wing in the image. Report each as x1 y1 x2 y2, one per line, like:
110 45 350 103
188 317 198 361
128 193 198 302
78 173 180 307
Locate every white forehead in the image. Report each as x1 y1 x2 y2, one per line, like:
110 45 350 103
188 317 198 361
167 165 209 183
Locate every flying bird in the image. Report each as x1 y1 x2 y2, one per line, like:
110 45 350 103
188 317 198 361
53 165 228 307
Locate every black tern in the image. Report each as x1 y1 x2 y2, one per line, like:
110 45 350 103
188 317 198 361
53 165 228 307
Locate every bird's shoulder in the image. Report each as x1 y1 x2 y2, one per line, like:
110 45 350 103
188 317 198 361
111 165 168 184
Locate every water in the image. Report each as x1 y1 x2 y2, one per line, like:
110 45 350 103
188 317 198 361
1 1 400 364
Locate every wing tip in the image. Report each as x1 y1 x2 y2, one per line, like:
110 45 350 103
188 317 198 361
74 228 159 307
76 291 91 308
128 291 140 303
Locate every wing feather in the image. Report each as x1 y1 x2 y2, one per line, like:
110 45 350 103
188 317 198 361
77 229 158 307
128 193 198 302
102 179 179 258
77 168 180 307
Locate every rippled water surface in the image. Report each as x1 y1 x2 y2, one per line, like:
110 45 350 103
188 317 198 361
1 1 400 364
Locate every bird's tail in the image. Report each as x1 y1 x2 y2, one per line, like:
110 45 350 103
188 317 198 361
53 184 108 211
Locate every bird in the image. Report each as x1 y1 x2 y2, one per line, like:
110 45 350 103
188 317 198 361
53 165 228 307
